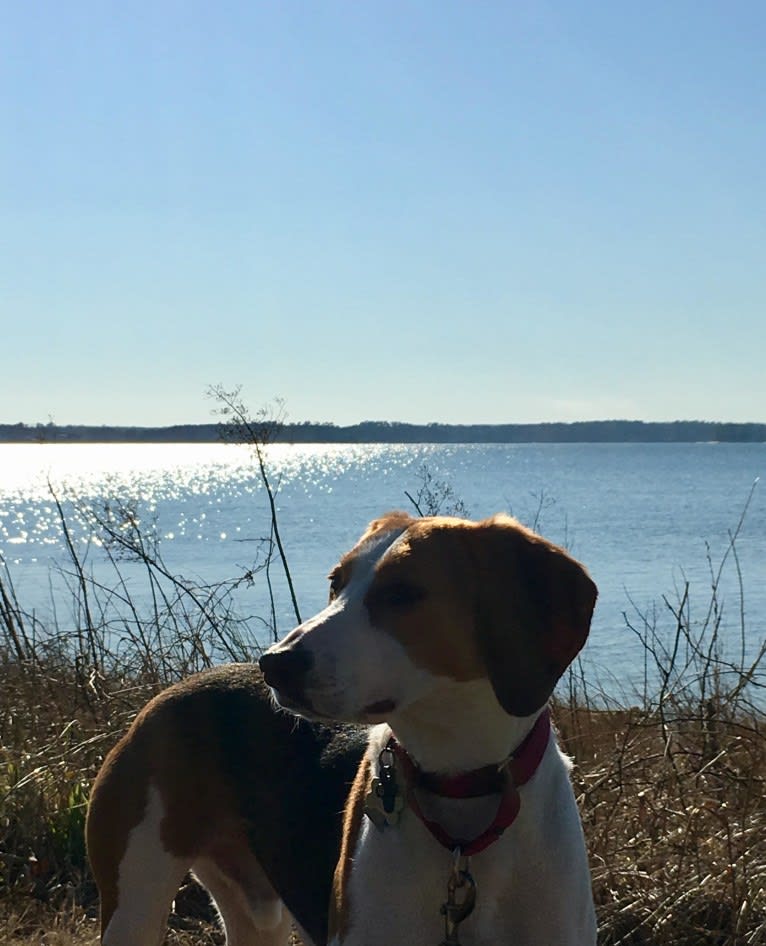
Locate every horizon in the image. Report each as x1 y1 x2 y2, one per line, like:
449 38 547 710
4 3 765 426
4 416 765 430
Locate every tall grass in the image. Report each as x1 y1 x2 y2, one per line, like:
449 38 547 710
0 480 764 944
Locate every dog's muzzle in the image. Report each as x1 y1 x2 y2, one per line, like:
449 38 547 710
259 645 314 707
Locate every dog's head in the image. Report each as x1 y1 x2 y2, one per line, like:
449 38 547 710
259 512 597 722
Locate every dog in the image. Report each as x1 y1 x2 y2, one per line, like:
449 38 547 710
87 511 597 945
259 512 598 945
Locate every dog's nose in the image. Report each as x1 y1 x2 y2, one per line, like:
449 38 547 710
259 646 314 692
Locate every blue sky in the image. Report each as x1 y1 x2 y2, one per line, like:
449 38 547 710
2 1 765 426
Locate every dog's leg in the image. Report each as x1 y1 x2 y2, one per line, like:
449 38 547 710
101 783 188 946
192 855 292 946
89 781 188 946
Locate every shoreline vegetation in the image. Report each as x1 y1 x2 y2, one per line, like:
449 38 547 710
1 418 766 445
1 408 764 944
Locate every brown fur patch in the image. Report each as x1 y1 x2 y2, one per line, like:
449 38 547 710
465 515 597 715
337 512 414 570
329 753 372 942
86 726 149 935
364 517 485 681
359 514 596 713
327 512 415 601
86 678 230 933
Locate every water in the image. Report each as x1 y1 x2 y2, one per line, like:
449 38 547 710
1 442 764 700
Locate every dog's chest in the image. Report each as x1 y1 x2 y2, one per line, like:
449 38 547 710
341 813 522 946
335 743 597 946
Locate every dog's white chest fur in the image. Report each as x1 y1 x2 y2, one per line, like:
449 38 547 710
337 737 596 946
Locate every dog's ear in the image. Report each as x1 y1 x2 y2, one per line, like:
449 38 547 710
470 516 597 717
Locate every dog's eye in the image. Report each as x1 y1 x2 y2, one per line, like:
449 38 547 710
375 581 425 609
328 569 344 601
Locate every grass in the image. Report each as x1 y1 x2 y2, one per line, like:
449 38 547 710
1 488 764 944
557 702 765 944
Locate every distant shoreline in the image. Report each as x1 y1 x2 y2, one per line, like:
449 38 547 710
1 420 765 444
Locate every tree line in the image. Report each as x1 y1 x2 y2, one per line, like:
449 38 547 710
1 419 764 444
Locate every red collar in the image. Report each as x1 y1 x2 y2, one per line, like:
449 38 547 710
389 708 551 856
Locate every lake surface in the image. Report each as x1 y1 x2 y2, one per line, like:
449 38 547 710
1 442 764 701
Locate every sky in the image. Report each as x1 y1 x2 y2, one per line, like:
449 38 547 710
2 2 765 427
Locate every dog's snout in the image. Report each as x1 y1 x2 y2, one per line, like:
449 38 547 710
259 646 314 693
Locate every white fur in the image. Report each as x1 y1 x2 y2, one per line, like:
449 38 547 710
103 785 187 946
332 709 596 946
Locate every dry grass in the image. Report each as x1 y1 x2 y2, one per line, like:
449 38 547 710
0 904 98 945
3 657 764 945
0 901 222 945
558 702 766 944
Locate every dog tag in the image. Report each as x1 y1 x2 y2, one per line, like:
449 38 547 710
364 775 405 829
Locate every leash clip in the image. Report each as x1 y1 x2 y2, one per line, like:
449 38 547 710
439 847 476 946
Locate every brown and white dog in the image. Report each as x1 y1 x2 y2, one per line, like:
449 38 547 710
260 511 598 945
87 511 597 945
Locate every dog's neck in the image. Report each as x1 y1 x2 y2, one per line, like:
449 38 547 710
386 678 543 774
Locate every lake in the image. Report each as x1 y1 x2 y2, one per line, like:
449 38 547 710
1 441 764 701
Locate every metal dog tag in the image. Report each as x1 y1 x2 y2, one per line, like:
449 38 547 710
364 744 404 829
364 775 405 828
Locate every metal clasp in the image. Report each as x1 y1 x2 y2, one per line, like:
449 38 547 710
439 848 476 945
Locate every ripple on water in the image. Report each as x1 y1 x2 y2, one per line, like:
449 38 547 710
0 443 423 552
